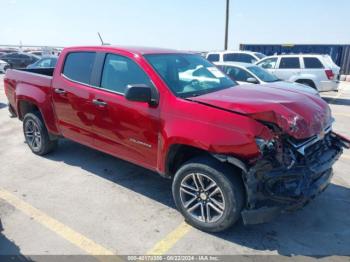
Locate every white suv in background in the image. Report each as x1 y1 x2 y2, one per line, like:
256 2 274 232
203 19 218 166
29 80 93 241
256 54 340 92
206 50 265 64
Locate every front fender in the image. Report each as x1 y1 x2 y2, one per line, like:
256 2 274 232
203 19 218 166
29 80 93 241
157 111 272 173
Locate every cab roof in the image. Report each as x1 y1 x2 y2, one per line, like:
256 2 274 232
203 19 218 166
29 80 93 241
62 45 190 56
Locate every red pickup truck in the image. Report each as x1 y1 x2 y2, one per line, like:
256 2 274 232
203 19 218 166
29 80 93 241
4 46 349 232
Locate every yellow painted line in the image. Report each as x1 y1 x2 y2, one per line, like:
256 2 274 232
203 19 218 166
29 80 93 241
333 112 350 118
146 221 192 255
0 188 114 255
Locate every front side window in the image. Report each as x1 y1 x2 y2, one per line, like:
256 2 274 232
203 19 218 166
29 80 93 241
63 52 96 84
101 54 152 94
207 54 219 62
247 66 279 82
279 57 300 69
224 66 254 82
303 57 324 69
145 54 236 98
257 57 277 69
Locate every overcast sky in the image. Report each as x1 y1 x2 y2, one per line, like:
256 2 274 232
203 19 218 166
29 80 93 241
1 0 349 50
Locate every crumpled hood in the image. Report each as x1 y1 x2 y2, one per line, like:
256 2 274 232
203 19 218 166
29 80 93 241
189 84 332 139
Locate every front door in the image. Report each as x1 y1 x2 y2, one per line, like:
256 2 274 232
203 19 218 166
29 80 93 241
90 53 160 170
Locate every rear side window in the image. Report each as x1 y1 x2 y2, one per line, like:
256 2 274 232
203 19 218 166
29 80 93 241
279 57 300 69
223 53 256 63
100 54 152 94
303 57 324 69
207 54 219 62
63 52 96 84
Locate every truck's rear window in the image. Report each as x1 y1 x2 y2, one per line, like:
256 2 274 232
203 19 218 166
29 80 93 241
62 52 96 84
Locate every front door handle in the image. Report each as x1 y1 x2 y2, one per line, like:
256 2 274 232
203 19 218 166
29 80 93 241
92 99 107 107
54 88 66 94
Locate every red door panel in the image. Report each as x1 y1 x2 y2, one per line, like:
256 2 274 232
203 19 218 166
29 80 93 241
91 89 160 170
52 76 96 146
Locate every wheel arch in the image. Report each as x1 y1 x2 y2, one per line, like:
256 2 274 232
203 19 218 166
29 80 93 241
17 99 41 121
165 143 248 178
294 78 317 89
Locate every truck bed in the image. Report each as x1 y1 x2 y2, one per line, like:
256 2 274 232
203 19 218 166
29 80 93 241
18 68 55 77
5 68 53 90
4 68 54 118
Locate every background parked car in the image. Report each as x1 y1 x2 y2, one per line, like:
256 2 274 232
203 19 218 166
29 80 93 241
1 52 40 69
27 50 45 57
0 60 10 73
216 62 319 96
27 56 58 69
256 54 340 91
206 50 265 64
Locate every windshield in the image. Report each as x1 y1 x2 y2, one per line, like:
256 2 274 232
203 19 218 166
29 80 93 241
144 54 237 98
254 52 266 60
247 65 279 82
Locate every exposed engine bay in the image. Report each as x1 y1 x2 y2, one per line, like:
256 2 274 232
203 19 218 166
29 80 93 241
241 125 350 224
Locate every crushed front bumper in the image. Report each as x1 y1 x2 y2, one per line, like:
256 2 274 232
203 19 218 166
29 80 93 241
241 131 349 225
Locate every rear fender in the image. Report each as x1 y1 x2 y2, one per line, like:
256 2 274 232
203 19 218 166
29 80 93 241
15 83 60 134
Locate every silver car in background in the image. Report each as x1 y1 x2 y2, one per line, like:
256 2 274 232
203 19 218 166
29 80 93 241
216 62 320 96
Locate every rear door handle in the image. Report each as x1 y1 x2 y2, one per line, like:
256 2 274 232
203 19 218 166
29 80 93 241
54 88 66 94
92 99 107 107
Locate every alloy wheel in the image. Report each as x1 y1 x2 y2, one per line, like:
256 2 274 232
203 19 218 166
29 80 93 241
24 119 42 151
179 173 226 223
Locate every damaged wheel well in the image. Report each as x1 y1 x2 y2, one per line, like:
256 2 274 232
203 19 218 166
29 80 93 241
166 144 210 177
165 145 247 185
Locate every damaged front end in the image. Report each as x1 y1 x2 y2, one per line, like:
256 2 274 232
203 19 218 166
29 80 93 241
241 126 350 225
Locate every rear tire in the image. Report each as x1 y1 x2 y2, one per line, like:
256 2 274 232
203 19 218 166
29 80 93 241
172 156 244 232
23 112 58 155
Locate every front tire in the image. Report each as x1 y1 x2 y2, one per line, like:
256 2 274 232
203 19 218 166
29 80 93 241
172 157 244 232
23 112 57 155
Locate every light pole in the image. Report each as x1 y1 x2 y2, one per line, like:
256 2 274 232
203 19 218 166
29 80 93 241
224 0 230 50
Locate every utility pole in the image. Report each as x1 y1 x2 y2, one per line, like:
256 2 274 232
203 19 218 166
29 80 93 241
224 0 230 50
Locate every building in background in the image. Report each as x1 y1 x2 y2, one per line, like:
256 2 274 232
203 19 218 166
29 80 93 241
240 44 350 76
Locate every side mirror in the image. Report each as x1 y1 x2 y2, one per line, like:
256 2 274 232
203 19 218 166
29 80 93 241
125 84 157 105
246 77 259 84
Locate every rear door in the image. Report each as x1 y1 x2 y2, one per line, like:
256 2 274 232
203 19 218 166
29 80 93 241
274 57 301 80
52 51 97 146
302 56 326 81
90 53 161 170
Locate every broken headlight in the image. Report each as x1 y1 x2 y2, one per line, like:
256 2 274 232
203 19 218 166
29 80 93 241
255 138 275 154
